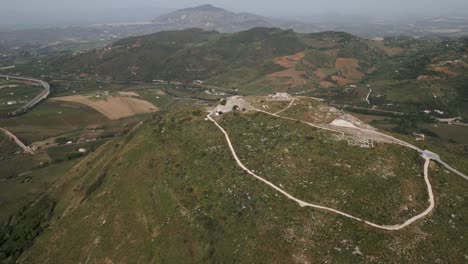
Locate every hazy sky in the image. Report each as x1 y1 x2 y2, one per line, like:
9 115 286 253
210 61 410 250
5 0 468 14
2 0 468 27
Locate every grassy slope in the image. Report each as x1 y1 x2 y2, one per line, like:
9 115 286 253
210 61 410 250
220 111 428 224
0 160 78 223
17 106 468 263
0 133 20 157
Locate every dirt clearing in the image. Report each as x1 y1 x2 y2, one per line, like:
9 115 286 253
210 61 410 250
52 95 158 120
319 81 336 88
273 52 305 68
335 58 359 69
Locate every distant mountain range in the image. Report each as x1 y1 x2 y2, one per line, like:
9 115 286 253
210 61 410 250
151 4 316 33
1 4 468 51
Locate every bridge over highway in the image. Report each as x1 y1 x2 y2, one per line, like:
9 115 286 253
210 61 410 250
0 74 50 116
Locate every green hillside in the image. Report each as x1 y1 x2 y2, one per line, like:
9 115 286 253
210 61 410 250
1 28 468 263
6 101 466 263
22 27 465 118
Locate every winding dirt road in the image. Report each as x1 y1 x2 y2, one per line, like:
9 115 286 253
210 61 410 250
207 97 467 231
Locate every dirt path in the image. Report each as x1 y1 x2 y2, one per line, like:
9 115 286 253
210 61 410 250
207 97 467 231
274 98 295 115
0 84 19 89
0 127 33 154
257 109 345 135
366 88 372 105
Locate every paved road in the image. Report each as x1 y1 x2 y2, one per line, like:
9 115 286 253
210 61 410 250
0 74 50 116
207 97 467 230
0 127 33 154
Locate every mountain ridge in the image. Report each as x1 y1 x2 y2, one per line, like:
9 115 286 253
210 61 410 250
151 4 315 33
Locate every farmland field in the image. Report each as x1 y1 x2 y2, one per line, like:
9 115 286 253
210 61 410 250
52 94 158 120
0 100 108 143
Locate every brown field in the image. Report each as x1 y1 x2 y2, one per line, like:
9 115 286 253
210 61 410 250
53 95 158 120
335 58 359 69
313 70 327 80
268 68 305 78
432 66 458 77
319 81 336 88
269 52 307 86
417 75 443 81
341 69 365 80
331 75 356 85
272 52 305 68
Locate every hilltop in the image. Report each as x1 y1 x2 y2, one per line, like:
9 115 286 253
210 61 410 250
9 95 468 263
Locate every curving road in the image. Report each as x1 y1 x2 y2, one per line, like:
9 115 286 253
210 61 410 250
0 74 50 116
207 97 467 231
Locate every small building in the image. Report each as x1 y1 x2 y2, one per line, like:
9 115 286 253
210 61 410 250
6 101 17 105
78 148 87 153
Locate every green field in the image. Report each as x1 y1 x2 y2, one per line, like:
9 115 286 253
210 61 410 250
0 81 43 115
0 85 42 105
0 100 108 143
421 123 468 144
0 159 79 224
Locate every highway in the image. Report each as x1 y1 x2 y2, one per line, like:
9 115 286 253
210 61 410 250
0 74 50 116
